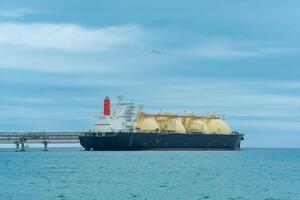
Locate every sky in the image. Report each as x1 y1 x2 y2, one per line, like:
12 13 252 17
0 0 300 147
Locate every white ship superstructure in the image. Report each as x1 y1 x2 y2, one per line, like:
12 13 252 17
94 97 137 132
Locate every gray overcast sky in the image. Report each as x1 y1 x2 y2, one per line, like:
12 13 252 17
0 0 300 147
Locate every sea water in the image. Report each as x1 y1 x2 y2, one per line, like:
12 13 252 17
0 148 299 200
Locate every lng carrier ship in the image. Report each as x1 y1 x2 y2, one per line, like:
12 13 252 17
79 97 244 150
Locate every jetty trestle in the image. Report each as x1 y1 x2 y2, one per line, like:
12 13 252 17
0 132 83 151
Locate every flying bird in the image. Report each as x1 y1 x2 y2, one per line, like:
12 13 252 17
152 50 162 55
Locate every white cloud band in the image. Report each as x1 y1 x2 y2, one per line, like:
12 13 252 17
0 23 144 51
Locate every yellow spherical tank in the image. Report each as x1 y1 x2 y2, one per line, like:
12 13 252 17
159 118 186 133
188 119 210 133
157 120 167 131
207 119 232 134
183 116 193 130
139 118 160 132
174 118 186 133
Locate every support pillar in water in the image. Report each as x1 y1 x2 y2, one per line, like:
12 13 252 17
20 142 25 151
43 141 48 151
15 141 20 151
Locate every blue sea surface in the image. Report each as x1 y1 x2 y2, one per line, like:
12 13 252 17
0 148 299 200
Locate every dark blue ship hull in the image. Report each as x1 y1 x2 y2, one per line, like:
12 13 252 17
79 132 244 151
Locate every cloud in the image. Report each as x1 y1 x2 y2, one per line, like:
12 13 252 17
0 23 144 51
0 9 34 18
184 40 294 59
190 43 256 58
0 22 149 73
232 119 300 132
0 105 94 120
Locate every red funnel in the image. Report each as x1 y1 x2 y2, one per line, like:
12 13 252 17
103 96 111 116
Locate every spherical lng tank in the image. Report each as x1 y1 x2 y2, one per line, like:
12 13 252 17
138 118 160 132
173 118 186 133
207 119 232 134
182 116 194 130
188 119 210 133
157 117 186 133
